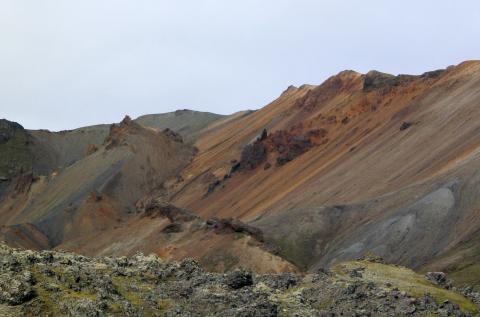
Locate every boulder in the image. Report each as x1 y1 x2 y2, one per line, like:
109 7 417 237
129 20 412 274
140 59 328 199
425 272 452 289
226 269 253 289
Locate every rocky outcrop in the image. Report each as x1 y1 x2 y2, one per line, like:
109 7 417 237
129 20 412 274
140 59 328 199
268 128 328 166
11 173 35 195
137 199 198 223
426 272 452 289
421 69 445 79
294 71 360 111
363 69 445 92
239 140 267 170
104 115 143 149
85 144 98 155
270 131 313 166
162 128 183 143
400 121 413 131
236 127 328 171
0 244 476 316
363 71 417 92
206 217 264 242
205 179 222 196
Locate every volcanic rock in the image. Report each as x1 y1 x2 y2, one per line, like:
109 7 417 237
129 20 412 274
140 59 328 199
206 217 264 242
138 199 198 223
239 141 267 170
0 244 476 316
226 269 253 289
163 128 183 143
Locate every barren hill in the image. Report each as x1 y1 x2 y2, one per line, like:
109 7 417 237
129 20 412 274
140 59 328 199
2 61 480 292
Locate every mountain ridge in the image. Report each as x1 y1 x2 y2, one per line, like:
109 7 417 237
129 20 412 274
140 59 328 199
1 60 480 292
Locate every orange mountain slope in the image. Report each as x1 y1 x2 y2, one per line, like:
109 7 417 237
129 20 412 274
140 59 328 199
165 61 480 277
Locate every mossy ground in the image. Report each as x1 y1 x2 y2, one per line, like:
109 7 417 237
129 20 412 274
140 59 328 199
334 260 478 314
28 266 170 316
111 275 170 316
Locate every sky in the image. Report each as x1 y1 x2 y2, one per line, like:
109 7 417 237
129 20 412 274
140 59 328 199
1 1 479 131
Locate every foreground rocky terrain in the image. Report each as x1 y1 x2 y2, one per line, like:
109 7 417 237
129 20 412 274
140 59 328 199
0 244 478 316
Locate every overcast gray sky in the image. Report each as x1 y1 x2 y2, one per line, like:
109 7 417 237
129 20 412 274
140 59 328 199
1 1 479 131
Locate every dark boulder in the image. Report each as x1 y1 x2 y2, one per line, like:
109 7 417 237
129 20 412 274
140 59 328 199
425 272 452 289
400 122 412 131
226 269 253 289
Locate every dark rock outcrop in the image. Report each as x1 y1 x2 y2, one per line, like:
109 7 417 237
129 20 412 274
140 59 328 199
363 71 417 92
162 222 183 233
162 128 183 143
421 69 445 79
426 272 452 289
239 141 267 170
138 199 198 223
234 127 329 172
400 121 413 131
206 217 264 242
205 179 222 196
271 132 313 166
104 115 143 149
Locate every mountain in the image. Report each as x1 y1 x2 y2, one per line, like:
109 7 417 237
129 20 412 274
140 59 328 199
0 110 291 273
163 60 480 286
2 61 480 293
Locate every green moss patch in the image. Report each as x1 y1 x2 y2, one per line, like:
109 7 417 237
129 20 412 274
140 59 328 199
334 261 478 314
